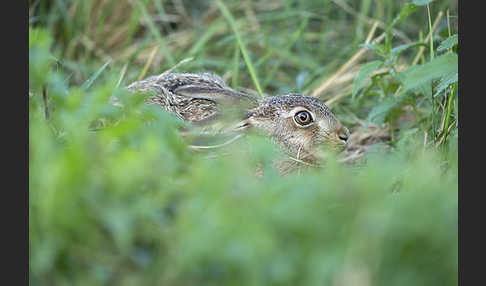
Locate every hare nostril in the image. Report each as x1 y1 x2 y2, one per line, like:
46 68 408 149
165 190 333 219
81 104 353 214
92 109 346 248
337 126 350 143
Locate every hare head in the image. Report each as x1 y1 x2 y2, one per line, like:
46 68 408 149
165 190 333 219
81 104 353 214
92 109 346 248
243 94 349 161
126 71 349 164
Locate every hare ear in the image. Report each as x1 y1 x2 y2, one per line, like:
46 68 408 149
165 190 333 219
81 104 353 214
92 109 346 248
232 119 253 131
228 111 261 132
173 85 258 104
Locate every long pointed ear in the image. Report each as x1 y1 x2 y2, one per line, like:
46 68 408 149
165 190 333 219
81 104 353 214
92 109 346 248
173 85 259 104
228 109 262 133
232 118 253 132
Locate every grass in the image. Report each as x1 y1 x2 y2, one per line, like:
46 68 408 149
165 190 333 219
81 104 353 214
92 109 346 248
29 0 458 285
216 0 264 97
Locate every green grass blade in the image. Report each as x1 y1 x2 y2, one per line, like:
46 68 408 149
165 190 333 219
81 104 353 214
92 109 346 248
188 21 222 56
82 58 112 90
216 0 264 98
137 0 175 66
232 41 240 89
427 4 434 60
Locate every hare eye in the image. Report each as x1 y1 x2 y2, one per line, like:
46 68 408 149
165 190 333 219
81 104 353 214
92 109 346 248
294 110 313 126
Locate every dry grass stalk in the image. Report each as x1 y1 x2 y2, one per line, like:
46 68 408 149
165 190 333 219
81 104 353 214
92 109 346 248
323 64 407 107
66 0 161 58
155 57 194 81
319 70 359 99
125 29 194 66
105 25 131 51
325 85 354 108
116 63 129 88
365 21 380 44
310 25 385 98
138 46 159 81
80 35 109 60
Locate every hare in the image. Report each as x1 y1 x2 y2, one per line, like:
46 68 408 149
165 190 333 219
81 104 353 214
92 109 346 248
126 67 350 168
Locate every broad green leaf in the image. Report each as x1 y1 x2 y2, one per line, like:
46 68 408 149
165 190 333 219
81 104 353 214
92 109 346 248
391 42 427 58
433 72 458 97
417 81 432 98
398 53 458 96
366 96 400 125
437 34 458 52
352 61 383 97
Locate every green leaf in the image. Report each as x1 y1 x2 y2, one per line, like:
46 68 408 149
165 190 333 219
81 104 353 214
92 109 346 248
390 4 420 28
352 61 384 97
398 53 458 96
29 28 54 91
29 27 52 50
391 42 427 58
360 43 386 57
366 96 400 125
433 72 458 98
413 0 435 5
437 34 458 52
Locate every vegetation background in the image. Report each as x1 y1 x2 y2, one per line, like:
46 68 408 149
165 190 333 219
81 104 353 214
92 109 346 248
29 0 458 285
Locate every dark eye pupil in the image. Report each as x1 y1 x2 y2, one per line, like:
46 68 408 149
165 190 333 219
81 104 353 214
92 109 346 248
295 111 312 125
299 112 308 121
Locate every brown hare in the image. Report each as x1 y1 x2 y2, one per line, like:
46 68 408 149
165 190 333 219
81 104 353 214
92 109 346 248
126 66 350 171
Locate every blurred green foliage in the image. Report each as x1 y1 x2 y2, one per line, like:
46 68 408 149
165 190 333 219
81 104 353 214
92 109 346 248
29 0 457 285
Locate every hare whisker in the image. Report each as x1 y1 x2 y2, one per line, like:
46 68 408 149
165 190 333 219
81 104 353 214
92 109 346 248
296 143 303 160
189 134 245 150
287 156 320 167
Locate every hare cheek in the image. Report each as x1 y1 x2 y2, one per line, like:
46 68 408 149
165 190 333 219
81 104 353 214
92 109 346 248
292 126 316 151
317 119 332 134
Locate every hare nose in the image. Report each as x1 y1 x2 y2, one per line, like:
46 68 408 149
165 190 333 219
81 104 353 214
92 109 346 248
338 134 348 142
337 127 350 142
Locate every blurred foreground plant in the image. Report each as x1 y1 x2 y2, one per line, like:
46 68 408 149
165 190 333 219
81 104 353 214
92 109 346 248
30 23 457 286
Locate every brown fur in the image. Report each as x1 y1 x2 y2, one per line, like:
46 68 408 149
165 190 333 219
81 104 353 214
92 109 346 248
126 71 350 168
